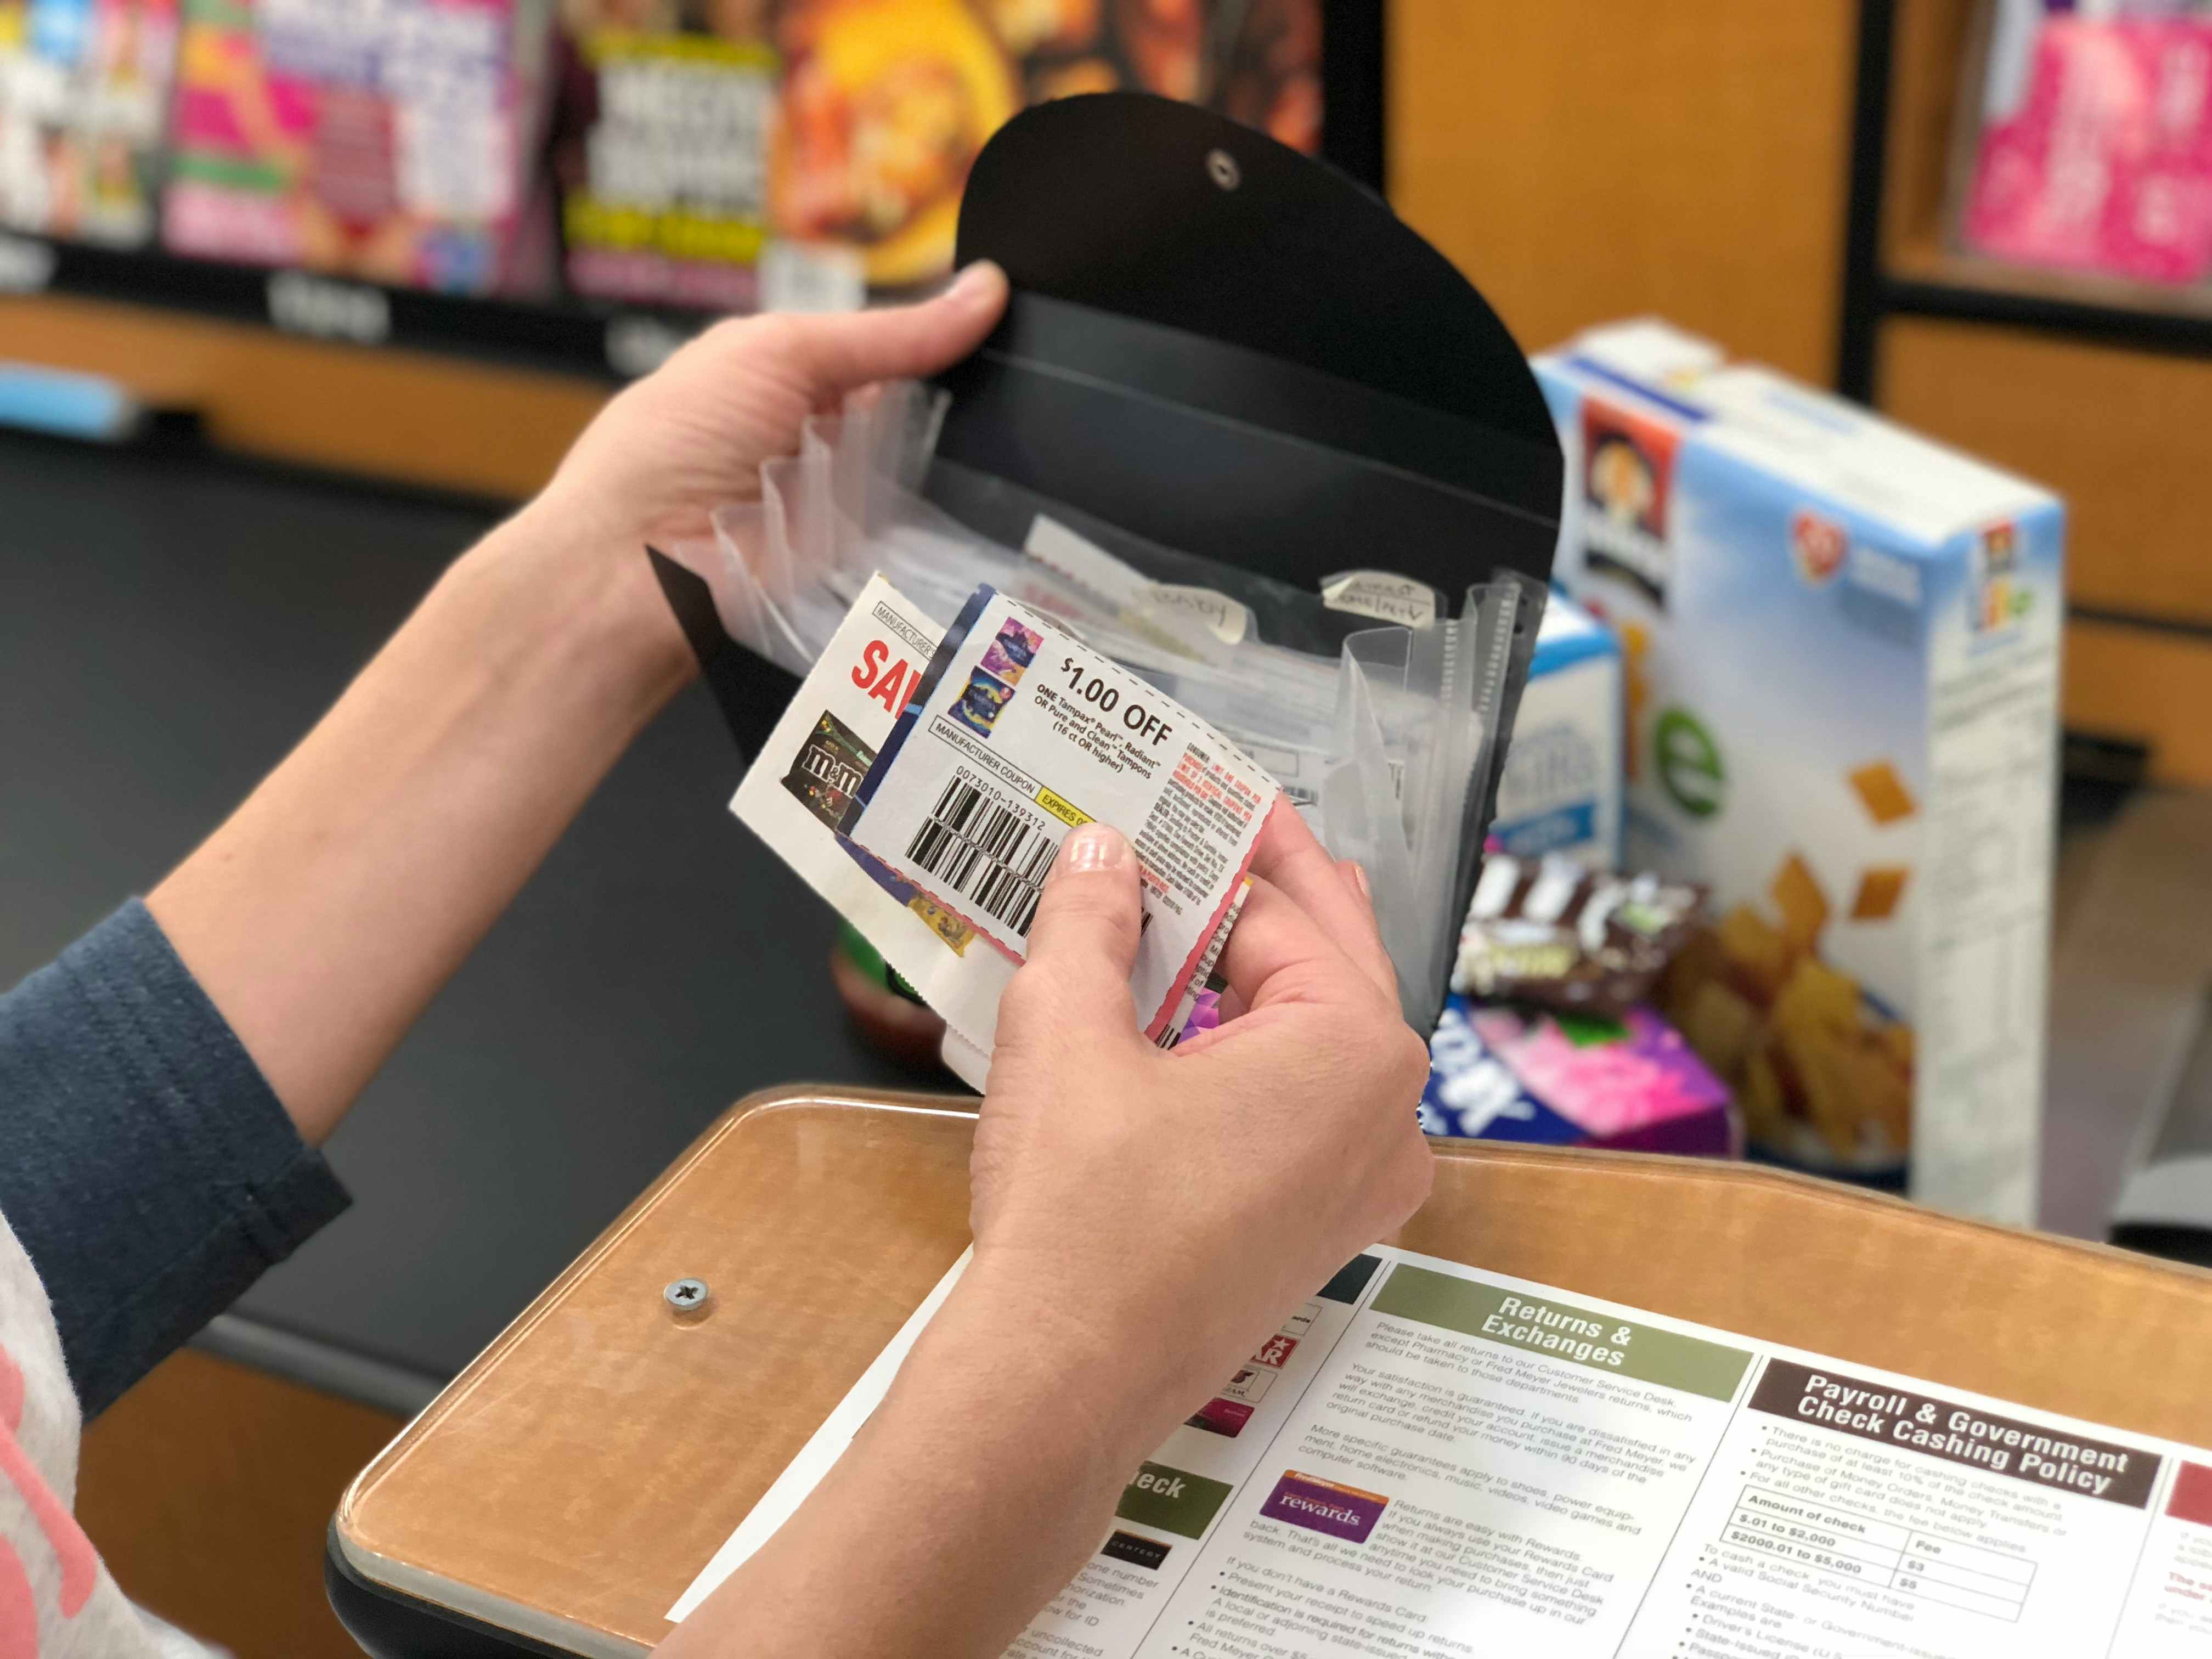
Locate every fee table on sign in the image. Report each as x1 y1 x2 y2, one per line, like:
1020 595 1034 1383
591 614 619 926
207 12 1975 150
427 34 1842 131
1721 1486 2033 1621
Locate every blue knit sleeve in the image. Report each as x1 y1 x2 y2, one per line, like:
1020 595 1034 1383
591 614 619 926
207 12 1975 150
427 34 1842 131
0 900 351 1415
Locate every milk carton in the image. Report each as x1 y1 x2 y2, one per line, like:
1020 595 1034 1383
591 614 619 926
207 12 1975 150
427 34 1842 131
1490 591 1622 868
1533 320 2063 1222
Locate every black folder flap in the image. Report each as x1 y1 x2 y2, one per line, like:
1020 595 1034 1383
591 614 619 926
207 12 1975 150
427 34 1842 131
928 92 1562 603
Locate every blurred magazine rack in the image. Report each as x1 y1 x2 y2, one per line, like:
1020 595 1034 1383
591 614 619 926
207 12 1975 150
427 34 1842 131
0 230 686 379
0 1 1382 386
1843 0 2212 402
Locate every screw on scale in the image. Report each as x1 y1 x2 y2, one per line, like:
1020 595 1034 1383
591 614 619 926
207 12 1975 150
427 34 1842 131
1205 148 1240 191
664 1277 711 1316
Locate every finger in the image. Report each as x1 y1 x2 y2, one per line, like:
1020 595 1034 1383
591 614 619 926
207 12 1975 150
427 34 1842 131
1003 823 1147 1045
1332 860 1397 992
784 261 1009 396
1248 803 1397 996
1213 876 1368 1014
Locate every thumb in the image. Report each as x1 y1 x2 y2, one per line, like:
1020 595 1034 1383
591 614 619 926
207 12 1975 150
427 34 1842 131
1003 823 1146 1044
786 260 1009 396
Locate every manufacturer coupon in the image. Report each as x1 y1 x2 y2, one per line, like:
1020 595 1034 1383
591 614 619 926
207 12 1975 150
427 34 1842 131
844 584 1279 1041
727 574 1019 1057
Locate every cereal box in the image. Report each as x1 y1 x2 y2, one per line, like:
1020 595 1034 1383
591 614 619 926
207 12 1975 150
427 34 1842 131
1489 589 1622 867
1534 319 2063 1222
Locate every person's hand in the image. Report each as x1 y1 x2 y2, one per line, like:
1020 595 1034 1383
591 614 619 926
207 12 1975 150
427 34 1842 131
657 805 1430 1659
535 262 1009 556
148 268 1011 1155
456 261 1009 700
962 804 1434 1429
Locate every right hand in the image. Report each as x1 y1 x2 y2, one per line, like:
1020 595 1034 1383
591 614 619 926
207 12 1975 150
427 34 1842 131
656 805 1432 1659
964 805 1434 1432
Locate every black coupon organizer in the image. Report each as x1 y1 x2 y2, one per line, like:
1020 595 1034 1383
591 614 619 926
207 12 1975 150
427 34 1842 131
653 90 1562 1016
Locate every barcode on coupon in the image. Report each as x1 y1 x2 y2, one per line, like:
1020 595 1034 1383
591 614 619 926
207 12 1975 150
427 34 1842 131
906 777 1060 936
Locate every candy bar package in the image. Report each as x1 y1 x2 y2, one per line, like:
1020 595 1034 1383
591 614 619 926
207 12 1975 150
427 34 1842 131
1453 853 1703 1019
1421 994 1735 1158
1536 318 2062 1221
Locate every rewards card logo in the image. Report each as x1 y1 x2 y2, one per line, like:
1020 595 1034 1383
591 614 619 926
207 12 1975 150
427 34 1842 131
1259 1471 1390 1543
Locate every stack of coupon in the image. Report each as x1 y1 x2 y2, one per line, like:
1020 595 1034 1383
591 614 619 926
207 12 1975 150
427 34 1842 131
736 574 1282 1089
693 380 1541 1047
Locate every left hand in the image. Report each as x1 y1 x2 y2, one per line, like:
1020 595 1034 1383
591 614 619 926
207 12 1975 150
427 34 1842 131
535 261 1010 557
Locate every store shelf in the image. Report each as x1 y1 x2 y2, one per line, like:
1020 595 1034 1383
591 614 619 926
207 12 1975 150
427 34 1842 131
1881 243 2212 361
0 229 716 383
1844 0 2212 389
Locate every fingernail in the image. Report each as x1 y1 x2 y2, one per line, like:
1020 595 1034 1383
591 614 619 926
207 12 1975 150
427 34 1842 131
945 259 1003 305
1056 823 1130 876
1345 860 1372 901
